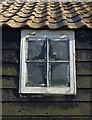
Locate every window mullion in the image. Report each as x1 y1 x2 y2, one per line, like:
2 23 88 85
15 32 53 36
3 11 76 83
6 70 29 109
46 38 50 87
49 60 69 63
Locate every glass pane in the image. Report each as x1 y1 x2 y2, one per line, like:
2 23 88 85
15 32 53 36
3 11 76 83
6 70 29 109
25 62 47 87
49 40 69 60
27 40 45 61
51 63 70 86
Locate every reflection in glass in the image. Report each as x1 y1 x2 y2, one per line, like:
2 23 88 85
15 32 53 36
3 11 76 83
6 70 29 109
51 63 70 86
25 62 47 87
26 39 70 87
27 40 45 60
49 40 69 60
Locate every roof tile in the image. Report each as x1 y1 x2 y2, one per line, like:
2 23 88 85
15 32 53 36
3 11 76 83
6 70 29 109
0 1 92 29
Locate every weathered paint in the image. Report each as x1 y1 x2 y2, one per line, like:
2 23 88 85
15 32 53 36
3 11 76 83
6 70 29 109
1 89 91 102
1 76 92 88
1 28 92 119
2 102 90 116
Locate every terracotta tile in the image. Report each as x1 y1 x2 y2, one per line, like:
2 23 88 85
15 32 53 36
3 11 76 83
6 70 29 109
0 1 92 29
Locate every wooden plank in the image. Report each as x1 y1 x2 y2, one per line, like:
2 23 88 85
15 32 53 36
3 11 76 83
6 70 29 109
2 42 20 50
2 63 19 76
2 50 19 63
1 62 92 88
76 62 92 75
75 30 92 50
0 76 18 88
1 75 91 89
75 89 91 102
2 117 91 120
75 38 92 49
1 89 91 102
2 102 91 116
0 50 1 62
2 28 20 49
77 76 91 88
75 30 92 40
76 39 92 49
76 50 92 61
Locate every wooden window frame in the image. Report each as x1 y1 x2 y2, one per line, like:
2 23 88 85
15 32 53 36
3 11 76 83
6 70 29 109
19 30 76 95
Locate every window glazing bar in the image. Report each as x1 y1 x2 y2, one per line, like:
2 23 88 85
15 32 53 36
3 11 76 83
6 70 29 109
49 60 69 63
46 38 50 87
26 60 47 63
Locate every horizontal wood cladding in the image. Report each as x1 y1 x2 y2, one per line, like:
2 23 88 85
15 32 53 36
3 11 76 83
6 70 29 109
75 30 92 49
2 28 20 50
1 49 19 63
76 50 92 61
76 41 92 49
2 42 19 50
1 75 91 88
2 102 91 116
1 49 92 63
77 76 91 88
1 89 91 102
2 28 92 118
2 63 19 76
2 117 92 120
1 62 92 76
0 76 19 88
76 62 92 75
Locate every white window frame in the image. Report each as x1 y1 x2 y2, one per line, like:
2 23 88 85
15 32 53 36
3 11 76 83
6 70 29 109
19 30 76 95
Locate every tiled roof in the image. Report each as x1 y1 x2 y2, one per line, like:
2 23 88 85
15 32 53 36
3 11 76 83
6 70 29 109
0 1 92 29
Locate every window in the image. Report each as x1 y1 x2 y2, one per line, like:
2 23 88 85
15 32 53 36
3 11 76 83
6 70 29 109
19 30 76 94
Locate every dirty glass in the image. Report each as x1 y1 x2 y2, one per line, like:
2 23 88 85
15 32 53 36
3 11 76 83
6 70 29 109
50 63 70 86
49 40 69 60
26 62 47 87
27 40 45 61
26 38 70 87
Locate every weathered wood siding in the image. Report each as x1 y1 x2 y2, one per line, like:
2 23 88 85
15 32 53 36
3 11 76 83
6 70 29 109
1 28 92 120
